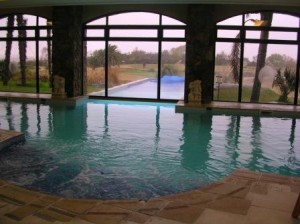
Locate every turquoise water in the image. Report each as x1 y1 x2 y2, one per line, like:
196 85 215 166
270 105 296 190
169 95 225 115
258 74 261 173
0 100 299 199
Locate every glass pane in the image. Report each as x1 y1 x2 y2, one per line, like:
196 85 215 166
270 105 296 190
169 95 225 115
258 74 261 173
272 13 300 28
217 29 240 38
86 41 106 95
242 43 297 104
110 29 157 38
108 12 159 25
39 41 52 93
38 17 48 26
23 15 37 26
244 13 261 26
246 31 297 41
86 29 105 37
87 17 106 25
0 31 7 38
217 15 242 26
39 29 52 38
162 15 185 25
160 42 185 100
0 41 36 93
107 41 158 99
0 17 9 27
214 42 239 101
163 29 185 38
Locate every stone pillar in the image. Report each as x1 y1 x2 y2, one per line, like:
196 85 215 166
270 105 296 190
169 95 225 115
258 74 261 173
185 5 216 104
52 6 85 98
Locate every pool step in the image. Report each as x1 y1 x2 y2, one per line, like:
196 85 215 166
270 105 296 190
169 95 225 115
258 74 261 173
0 129 25 151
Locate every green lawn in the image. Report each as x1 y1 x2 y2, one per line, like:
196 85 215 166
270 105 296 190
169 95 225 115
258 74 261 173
0 80 52 93
214 86 297 104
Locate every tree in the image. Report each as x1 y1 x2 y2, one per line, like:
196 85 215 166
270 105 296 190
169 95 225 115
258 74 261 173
88 44 121 69
216 51 230 65
47 20 52 87
2 15 14 86
272 68 296 103
250 12 273 102
16 14 27 86
266 53 296 69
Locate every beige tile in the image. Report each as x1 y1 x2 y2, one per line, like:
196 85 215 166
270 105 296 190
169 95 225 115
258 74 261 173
82 213 126 224
194 208 246 224
53 217 95 224
0 203 21 215
125 211 150 224
207 183 247 196
245 206 298 224
83 203 130 224
53 198 97 214
247 190 298 212
5 204 42 221
0 215 19 224
250 182 268 195
231 169 261 181
207 196 251 215
20 215 54 224
35 207 75 222
0 185 41 205
158 202 204 223
30 195 60 208
260 173 292 185
144 216 185 224
104 200 146 212
164 191 215 206
137 199 168 216
87 203 130 215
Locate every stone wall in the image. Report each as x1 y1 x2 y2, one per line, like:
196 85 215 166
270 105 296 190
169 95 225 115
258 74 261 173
185 5 216 104
52 6 84 97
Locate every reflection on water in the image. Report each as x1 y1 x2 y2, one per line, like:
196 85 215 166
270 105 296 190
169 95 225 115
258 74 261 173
0 100 299 199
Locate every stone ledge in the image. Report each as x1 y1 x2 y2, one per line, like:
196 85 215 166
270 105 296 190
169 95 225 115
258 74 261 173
0 129 25 151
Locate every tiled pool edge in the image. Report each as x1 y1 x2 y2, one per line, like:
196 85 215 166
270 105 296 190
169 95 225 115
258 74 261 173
0 129 25 151
0 169 300 224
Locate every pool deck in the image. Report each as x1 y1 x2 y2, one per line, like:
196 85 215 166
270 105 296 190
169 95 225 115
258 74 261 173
0 93 300 223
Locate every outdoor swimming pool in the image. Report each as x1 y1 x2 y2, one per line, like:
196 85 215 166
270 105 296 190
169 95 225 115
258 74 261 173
0 100 299 200
91 76 185 99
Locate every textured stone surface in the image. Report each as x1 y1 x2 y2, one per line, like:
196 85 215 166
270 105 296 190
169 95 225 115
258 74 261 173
52 6 84 98
185 5 216 103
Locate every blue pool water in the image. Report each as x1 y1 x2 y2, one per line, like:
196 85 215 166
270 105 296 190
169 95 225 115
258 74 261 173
0 100 299 200
95 76 184 99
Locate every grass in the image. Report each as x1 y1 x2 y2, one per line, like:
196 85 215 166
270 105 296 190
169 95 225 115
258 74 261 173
213 86 297 104
0 80 52 93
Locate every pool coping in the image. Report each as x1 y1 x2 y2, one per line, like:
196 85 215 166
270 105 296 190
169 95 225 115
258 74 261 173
176 100 300 118
0 129 25 151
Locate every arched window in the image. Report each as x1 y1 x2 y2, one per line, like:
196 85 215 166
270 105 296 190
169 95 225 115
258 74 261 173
84 12 186 100
215 12 300 105
0 14 52 94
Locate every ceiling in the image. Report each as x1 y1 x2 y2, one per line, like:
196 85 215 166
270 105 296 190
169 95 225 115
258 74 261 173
1 0 300 8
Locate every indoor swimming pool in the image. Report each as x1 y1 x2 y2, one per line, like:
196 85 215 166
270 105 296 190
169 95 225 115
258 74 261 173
0 99 299 200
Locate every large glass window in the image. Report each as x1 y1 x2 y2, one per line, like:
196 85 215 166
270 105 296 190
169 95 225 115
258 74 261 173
0 14 52 94
215 12 300 105
85 12 186 100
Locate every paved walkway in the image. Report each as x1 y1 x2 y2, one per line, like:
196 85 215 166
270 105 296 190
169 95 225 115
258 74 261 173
0 169 299 224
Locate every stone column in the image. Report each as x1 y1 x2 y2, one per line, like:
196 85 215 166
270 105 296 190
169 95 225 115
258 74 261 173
52 6 85 98
185 5 216 104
